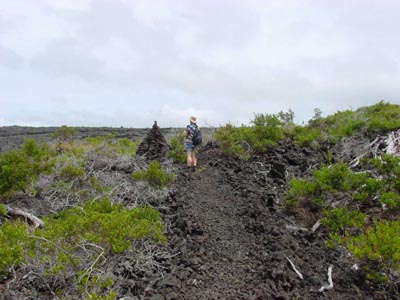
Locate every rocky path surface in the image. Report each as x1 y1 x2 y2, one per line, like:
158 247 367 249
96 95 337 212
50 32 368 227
156 148 373 300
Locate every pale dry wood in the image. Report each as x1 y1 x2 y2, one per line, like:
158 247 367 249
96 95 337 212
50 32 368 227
311 220 321 232
319 265 334 292
5 206 44 228
285 255 304 280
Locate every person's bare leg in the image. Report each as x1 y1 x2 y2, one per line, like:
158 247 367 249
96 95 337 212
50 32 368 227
193 153 197 167
187 151 193 167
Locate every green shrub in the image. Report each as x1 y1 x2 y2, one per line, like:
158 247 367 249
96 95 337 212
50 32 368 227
0 220 31 274
364 101 400 132
53 125 76 141
292 126 321 147
347 219 400 279
0 204 7 217
83 291 116 300
322 207 366 234
39 199 165 253
312 163 367 193
84 135 138 158
167 134 186 163
131 160 174 189
291 101 400 147
0 150 32 197
380 192 400 209
59 164 85 181
215 114 284 158
0 139 57 198
285 163 367 208
215 124 250 159
285 178 319 206
54 153 86 182
114 138 137 156
20 139 54 175
370 154 400 177
248 113 284 151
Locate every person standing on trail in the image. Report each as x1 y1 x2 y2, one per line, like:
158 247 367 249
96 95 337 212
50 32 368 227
184 116 198 172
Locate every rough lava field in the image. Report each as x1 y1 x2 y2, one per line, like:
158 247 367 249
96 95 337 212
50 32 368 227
0 125 399 300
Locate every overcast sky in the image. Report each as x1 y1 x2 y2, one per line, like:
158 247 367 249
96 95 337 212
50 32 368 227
1 0 399 128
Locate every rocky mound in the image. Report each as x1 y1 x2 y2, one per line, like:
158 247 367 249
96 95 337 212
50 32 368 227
136 121 170 161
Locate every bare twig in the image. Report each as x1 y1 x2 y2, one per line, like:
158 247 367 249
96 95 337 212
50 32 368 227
285 255 304 280
319 265 334 292
311 220 322 232
286 225 308 232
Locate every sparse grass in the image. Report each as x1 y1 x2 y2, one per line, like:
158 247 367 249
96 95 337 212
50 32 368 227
131 160 175 189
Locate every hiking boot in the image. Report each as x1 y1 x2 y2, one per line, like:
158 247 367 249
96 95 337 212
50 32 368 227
191 166 196 172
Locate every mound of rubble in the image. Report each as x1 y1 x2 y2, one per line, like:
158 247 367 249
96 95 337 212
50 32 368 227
136 121 170 161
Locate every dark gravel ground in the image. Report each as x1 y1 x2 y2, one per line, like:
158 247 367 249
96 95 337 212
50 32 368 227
152 146 382 300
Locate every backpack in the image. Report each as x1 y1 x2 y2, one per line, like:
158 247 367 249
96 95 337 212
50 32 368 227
192 126 202 146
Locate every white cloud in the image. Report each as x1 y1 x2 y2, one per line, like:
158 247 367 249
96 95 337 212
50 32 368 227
0 0 399 128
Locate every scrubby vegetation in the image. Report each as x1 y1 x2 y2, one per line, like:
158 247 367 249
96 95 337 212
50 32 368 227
215 101 400 157
285 153 400 281
214 100 400 283
0 199 164 298
53 125 76 141
131 160 175 189
215 113 285 159
0 139 53 198
0 132 169 298
167 134 186 163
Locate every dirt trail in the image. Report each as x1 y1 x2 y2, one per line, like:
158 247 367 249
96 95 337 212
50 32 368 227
156 148 373 300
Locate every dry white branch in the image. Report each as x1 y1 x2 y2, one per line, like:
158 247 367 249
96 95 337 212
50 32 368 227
5 206 44 228
285 255 303 280
319 265 333 292
286 225 308 232
311 220 322 232
385 129 400 156
351 264 359 271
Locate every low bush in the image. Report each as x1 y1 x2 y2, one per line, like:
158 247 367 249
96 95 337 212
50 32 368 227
0 150 32 197
53 125 76 141
321 207 366 235
215 114 284 159
285 178 319 206
131 160 175 189
0 198 165 297
0 139 55 198
167 134 186 163
363 101 400 132
286 153 400 282
39 199 165 253
285 163 367 208
54 153 86 182
59 164 85 181
0 220 31 275
347 219 400 280
214 124 250 159
84 135 138 158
